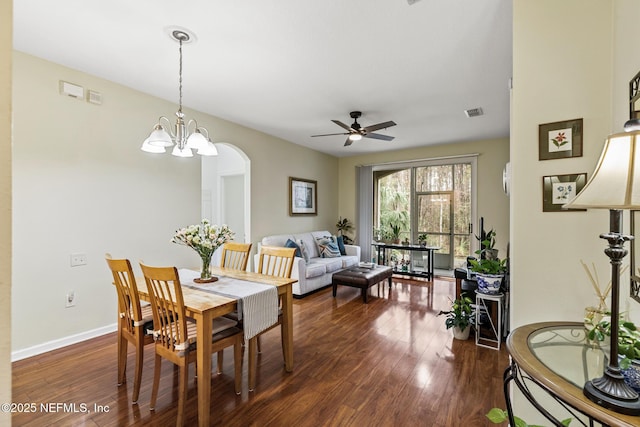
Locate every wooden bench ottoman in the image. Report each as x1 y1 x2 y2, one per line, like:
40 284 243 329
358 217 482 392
332 265 393 303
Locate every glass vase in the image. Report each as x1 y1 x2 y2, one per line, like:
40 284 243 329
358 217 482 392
200 254 212 279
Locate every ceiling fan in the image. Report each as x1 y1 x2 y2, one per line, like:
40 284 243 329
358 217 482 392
311 111 396 146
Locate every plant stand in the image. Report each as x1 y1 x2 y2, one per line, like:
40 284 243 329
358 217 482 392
476 292 503 350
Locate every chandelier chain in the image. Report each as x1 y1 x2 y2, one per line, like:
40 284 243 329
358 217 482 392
178 37 183 114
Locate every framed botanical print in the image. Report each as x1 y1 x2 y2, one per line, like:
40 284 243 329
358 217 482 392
542 173 587 212
539 118 583 160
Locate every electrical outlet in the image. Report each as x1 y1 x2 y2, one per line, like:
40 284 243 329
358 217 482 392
70 253 87 267
66 291 76 308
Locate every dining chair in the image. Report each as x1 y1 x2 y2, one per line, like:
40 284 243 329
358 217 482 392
139 262 243 426
105 254 154 404
220 242 252 271
218 242 252 372
248 245 296 390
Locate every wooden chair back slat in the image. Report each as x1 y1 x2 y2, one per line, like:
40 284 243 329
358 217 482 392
221 242 252 271
139 263 189 352
106 255 143 334
257 246 296 279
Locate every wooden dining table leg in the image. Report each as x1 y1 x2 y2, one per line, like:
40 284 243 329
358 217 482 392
281 286 294 372
196 312 212 427
248 337 257 392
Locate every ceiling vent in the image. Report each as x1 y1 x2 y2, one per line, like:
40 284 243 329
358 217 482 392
464 107 484 118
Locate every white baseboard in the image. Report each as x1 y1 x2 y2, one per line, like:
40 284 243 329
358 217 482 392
12 323 117 362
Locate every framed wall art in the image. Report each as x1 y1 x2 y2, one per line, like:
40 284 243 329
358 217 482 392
542 173 587 212
289 177 317 216
539 118 583 160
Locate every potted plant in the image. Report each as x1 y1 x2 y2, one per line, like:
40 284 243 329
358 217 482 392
438 296 474 340
478 229 498 260
469 229 507 294
336 217 354 244
586 315 640 391
469 256 507 294
390 223 401 244
418 233 428 247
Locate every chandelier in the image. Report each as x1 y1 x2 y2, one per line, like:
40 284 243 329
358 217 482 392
141 29 218 157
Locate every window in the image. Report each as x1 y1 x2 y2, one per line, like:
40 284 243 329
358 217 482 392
373 157 476 270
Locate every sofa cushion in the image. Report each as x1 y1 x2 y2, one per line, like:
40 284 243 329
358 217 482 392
320 257 344 273
262 233 295 248
341 255 359 269
294 233 320 259
297 239 310 263
303 260 327 279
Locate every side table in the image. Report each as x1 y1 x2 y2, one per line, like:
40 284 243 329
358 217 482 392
476 292 503 350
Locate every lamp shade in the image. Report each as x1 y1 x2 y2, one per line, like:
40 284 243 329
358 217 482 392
147 125 173 147
186 130 208 150
171 145 193 157
197 141 218 156
349 134 363 141
564 130 640 210
141 138 166 153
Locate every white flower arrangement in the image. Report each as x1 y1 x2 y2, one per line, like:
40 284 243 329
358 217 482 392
171 220 235 278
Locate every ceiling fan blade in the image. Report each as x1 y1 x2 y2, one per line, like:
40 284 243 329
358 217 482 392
311 132 349 137
364 133 395 141
344 137 354 147
362 121 396 134
332 120 355 132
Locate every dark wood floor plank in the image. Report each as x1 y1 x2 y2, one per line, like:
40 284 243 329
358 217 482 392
12 277 510 426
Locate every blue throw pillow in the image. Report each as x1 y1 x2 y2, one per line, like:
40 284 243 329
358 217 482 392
285 239 302 258
336 235 346 255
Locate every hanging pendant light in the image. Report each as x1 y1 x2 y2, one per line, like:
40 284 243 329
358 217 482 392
142 29 217 157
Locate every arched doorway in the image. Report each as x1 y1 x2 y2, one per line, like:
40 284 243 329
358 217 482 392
201 143 251 244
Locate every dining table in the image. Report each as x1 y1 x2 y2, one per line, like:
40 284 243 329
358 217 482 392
136 265 296 427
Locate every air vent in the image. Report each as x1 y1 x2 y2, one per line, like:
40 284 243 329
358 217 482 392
464 108 484 118
87 90 103 105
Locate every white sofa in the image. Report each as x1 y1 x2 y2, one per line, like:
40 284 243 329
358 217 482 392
257 230 361 297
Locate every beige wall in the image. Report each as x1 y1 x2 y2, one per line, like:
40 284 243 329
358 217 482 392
337 138 510 256
11 52 338 356
511 0 640 330
1 0 12 423
192 114 339 239
512 0 640 422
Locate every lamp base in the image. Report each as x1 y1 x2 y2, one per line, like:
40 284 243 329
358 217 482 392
584 373 640 415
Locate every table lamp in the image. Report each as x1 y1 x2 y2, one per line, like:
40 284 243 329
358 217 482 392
564 123 640 414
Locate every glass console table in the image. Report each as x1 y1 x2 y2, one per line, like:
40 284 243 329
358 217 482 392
505 322 639 426
371 242 439 280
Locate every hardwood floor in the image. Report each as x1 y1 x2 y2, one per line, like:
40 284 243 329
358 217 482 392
12 277 510 426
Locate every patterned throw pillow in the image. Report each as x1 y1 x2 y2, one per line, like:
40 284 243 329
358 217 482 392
315 235 341 258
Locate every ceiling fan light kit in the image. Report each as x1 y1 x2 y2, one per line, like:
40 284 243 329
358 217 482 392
311 111 396 147
142 28 218 158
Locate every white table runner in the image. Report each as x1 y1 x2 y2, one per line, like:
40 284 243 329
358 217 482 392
178 269 278 340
